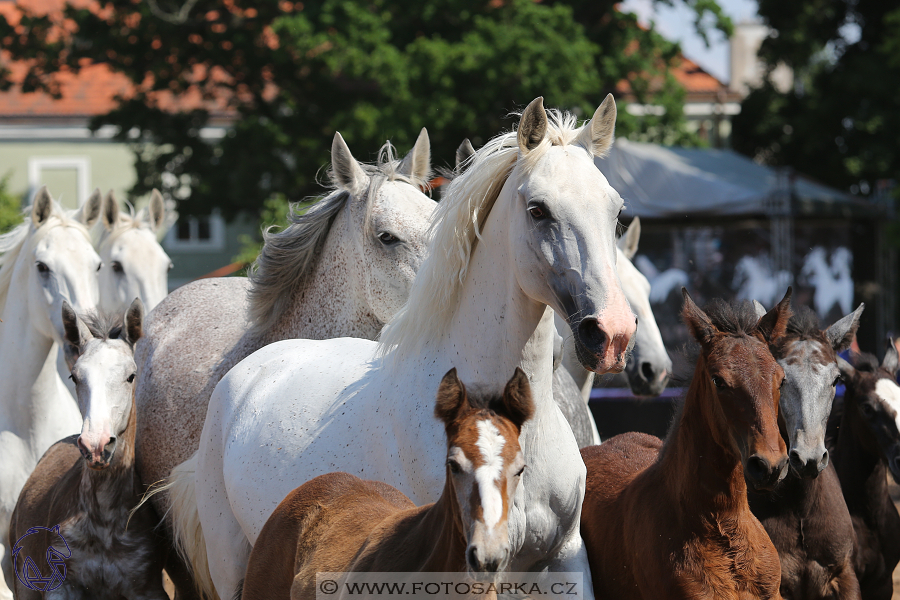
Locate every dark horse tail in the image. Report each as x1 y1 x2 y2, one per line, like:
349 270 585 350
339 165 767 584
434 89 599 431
232 579 244 600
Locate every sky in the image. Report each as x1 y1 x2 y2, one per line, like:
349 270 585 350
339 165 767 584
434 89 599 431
620 0 761 84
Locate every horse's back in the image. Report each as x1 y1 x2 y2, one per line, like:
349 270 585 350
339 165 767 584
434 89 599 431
242 472 414 600
135 276 252 513
580 432 662 599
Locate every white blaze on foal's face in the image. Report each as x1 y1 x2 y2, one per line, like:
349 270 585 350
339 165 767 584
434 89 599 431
875 378 900 433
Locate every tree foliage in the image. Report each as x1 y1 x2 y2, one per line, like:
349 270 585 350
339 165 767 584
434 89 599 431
732 0 900 197
1 0 728 218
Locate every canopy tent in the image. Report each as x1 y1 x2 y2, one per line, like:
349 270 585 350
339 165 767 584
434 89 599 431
596 139 877 219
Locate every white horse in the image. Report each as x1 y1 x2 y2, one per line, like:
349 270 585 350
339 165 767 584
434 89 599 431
134 129 436 545
97 188 171 314
801 246 854 318
169 96 636 600
0 187 102 600
633 254 690 305
559 216 671 402
732 253 793 308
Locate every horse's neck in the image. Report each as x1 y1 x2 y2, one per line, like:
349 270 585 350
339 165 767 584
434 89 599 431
384 480 467 572
661 361 748 516
264 207 381 344
834 398 888 514
78 397 139 514
434 192 554 404
0 270 71 440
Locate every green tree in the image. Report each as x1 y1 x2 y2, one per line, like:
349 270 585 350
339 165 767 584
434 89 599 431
1 0 728 219
731 0 900 197
0 173 24 234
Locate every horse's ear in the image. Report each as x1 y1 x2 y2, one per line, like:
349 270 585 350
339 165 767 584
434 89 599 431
124 297 144 346
456 139 475 169
837 355 857 382
681 288 717 346
435 368 468 425
331 132 368 195
616 216 640 259
752 300 767 319
102 190 120 231
31 186 54 227
75 188 103 228
757 287 793 344
577 93 617 158
825 303 865 353
148 189 166 232
883 337 899 376
499 367 535 431
398 127 431 182
62 300 93 370
517 97 548 154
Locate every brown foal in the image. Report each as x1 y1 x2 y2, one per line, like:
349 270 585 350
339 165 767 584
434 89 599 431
240 367 534 600
581 289 792 600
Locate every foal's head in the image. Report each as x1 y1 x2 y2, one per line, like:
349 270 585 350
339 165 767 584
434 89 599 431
434 368 534 575
838 342 900 481
767 304 864 478
62 298 144 470
682 289 791 491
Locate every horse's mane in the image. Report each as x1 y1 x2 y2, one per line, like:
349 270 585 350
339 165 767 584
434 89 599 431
378 109 590 365
247 142 428 338
702 298 767 336
79 310 128 346
97 205 154 249
0 202 91 314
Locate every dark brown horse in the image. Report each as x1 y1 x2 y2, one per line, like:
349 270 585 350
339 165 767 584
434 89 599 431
9 299 168 600
240 367 534 600
831 343 900 600
748 304 864 600
580 289 791 600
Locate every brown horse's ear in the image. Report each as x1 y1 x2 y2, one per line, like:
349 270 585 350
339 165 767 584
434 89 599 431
681 288 717 346
499 368 535 431
517 97 548 154
825 303 864 353
124 297 144 346
62 300 93 370
883 338 899 377
837 356 857 383
435 368 468 425
757 287 793 343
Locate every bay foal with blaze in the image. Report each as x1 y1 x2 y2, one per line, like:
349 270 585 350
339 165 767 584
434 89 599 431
581 290 792 600
240 368 533 600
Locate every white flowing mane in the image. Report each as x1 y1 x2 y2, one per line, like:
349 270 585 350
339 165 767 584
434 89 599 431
0 202 91 314
378 109 589 363
247 142 430 338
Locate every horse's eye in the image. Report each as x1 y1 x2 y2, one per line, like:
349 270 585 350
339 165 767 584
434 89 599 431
36 262 49 274
447 459 461 474
780 377 786 389
96 262 103 272
378 232 398 245
69 373 78 385
112 261 124 274
528 206 546 220
861 403 876 418
168 263 174 272
127 373 136 383
833 376 843 387
515 465 526 477
711 376 725 389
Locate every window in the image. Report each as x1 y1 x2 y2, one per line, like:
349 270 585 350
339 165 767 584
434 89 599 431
27 157 91 209
164 211 225 252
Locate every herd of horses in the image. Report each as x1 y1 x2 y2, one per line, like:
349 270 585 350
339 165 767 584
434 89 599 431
0 94 899 600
